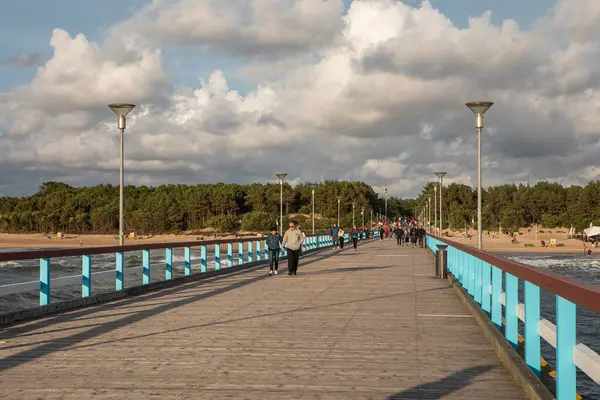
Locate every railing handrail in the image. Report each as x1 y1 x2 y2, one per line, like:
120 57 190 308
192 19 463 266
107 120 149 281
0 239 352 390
428 234 600 314
0 232 331 262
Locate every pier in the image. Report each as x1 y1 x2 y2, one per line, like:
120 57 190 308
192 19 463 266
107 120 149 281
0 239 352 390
0 234 598 399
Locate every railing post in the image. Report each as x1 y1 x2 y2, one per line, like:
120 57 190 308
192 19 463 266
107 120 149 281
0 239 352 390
184 247 191 276
116 252 124 290
505 273 518 349
238 242 243 265
165 248 173 280
556 296 576 400
256 240 261 261
82 255 91 298
524 282 541 377
481 262 491 315
201 245 207 273
143 249 150 284
40 258 50 306
227 243 233 267
466 255 473 295
491 266 502 329
474 259 482 305
215 244 221 270
264 240 269 259
248 241 253 263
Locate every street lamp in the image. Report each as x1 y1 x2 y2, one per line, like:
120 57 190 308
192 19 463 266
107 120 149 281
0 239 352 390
352 203 355 226
337 196 341 227
435 172 447 237
384 187 388 220
361 207 365 230
108 103 135 246
276 173 287 235
434 185 437 235
311 186 315 235
428 195 431 233
370 209 373 230
466 101 493 250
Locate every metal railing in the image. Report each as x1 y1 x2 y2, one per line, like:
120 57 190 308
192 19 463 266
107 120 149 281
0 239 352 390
0 231 380 309
426 235 600 399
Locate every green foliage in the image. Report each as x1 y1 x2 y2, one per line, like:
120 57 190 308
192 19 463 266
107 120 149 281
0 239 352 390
206 215 240 232
413 180 600 231
241 212 277 232
0 180 413 234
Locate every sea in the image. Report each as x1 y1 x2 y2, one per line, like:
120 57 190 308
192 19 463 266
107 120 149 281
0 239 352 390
0 249 598 397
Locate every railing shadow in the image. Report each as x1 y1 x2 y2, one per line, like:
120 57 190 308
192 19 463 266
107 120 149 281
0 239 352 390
385 365 496 399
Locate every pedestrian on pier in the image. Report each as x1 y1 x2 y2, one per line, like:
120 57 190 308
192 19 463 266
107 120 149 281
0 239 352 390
330 223 340 249
338 227 345 249
266 226 282 275
282 221 304 275
351 225 360 250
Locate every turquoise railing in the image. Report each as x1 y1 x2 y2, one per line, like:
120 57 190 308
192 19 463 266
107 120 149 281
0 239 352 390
0 231 378 312
426 234 600 399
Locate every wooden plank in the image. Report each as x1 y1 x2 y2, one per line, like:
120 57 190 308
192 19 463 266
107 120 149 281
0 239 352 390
0 241 527 399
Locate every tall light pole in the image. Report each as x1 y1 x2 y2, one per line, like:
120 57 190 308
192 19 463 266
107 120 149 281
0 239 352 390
370 209 373 230
337 196 341 227
352 203 355 226
361 207 365 230
428 195 431 233
435 172 447 237
311 186 315 235
276 173 287 235
108 103 136 246
434 185 437 235
384 187 388 220
466 101 493 250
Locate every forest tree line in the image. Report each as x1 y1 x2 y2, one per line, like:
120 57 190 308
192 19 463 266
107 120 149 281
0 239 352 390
0 181 412 234
1 180 598 234
412 181 600 232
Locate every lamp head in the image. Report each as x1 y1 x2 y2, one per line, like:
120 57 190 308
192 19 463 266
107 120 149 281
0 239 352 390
435 172 447 179
108 103 136 117
275 173 287 182
466 101 493 129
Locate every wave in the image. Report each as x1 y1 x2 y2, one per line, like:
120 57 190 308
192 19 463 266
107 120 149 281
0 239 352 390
507 255 600 271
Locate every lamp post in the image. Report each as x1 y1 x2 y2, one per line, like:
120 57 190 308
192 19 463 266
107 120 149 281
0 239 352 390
370 209 373 230
361 207 365 230
311 186 315 235
384 187 388 220
352 203 355 226
435 172 447 237
276 173 287 235
466 101 493 250
337 196 341 227
428 195 431 233
434 185 437 235
108 103 136 246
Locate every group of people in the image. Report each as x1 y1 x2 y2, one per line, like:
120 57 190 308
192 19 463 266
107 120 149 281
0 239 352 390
329 223 368 251
265 221 304 275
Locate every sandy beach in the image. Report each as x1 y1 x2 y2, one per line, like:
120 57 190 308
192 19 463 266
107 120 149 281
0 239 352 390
442 227 591 254
0 232 252 249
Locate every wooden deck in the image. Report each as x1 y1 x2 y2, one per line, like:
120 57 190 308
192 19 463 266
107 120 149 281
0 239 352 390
0 240 526 399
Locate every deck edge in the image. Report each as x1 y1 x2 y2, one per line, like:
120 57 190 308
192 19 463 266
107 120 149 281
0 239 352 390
447 272 555 400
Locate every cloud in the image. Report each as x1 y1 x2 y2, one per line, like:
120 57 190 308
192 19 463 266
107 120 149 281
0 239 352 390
1 0 600 198
1 52 42 68
112 0 345 58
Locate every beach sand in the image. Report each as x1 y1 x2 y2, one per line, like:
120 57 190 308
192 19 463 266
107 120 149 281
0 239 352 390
440 227 592 254
0 232 248 249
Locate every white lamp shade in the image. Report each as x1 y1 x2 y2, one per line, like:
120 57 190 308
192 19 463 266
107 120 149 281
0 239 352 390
465 101 493 115
108 103 136 117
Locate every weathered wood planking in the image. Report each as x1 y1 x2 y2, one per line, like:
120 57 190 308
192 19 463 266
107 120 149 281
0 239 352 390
0 240 526 399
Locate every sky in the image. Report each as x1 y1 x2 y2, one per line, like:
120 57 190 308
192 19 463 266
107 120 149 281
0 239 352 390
0 0 598 198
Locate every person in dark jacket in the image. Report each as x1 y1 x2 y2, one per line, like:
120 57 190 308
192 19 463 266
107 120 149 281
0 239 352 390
330 224 340 249
351 225 360 251
266 226 282 275
395 227 404 246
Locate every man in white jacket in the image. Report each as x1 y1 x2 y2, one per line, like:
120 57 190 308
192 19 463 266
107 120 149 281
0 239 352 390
282 221 304 275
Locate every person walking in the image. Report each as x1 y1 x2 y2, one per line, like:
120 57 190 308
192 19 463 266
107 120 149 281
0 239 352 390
351 225 360 251
266 226 282 275
379 226 385 240
330 223 340 249
282 221 304 275
395 227 403 246
338 227 345 249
